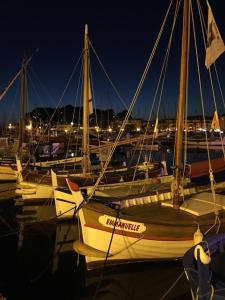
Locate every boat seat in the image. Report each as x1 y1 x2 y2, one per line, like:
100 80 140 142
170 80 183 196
163 192 225 216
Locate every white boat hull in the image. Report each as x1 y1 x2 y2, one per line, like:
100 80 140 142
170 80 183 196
80 224 194 269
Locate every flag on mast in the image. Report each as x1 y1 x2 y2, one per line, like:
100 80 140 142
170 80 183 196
88 78 93 115
205 1 225 69
211 110 220 130
153 117 159 137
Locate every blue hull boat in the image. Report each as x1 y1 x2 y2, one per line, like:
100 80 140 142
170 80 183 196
183 233 225 299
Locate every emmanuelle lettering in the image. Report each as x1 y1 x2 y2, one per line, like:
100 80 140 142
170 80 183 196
106 218 140 232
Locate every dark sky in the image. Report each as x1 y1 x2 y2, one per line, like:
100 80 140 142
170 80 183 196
0 0 224 124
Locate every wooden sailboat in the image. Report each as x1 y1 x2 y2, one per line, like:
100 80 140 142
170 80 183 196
0 57 83 183
53 0 225 270
0 58 29 182
16 24 163 202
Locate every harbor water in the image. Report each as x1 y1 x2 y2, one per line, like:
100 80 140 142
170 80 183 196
0 199 191 300
0 148 224 299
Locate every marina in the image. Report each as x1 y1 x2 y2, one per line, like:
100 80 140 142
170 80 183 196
1 0 225 299
0 146 225 299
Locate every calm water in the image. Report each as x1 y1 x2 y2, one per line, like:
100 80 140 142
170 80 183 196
0 200 191 300
0 148 224 299
0 197 193 300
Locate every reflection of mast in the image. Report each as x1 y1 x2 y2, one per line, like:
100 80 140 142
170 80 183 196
173 0 190 208
82 24 90 176
18 59 27 156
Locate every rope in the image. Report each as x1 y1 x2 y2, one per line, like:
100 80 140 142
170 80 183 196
88 0 174 200
64 62 83 167
190 1 221 220
89 40 129 113
88 51 104 172
182 0 191 196
196 285 214 300
137 0 181 167
198 0 225 158
93 206 120 300
23 50 83 169
159 271 185 300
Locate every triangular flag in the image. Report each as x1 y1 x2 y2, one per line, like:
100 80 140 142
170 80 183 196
211 110 220 130
205 2 225 69
88 79 93 115
154 117 159 137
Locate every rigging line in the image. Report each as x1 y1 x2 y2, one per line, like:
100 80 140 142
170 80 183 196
134 0 180 171
136 0 180 172
29 66 56 107
214 66 225 110
64 63 83 164
0 49 38 102
88 0 174 200
89 53 103 169
89 39 129 113
160 271 185 300
198 1 225 158
26 74 32 117
27 71 52 118
198 0 225 157
4 78 19 127
71 63 83 123
200 9 225 157
214 66 225 166
93 207 120 300
194 1 219 218
23 51 83 169
192 1 211 170
151 0 181 163
182 0 191 185
157 0 181 117
0 230 18 238
96 0 171 185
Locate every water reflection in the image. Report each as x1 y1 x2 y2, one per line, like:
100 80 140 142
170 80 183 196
0 196 192 300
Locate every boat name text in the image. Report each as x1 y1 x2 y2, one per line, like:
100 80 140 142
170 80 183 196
99 215 146 233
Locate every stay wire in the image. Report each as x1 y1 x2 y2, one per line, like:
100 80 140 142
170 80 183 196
160 271 185 300
23 50 83 169
88 0 174 200
93 207 120 300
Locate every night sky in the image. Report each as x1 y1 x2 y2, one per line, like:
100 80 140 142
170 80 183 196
0 0 224 124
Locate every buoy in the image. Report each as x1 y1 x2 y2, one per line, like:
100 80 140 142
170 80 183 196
193 227 203 245
194 245 211 264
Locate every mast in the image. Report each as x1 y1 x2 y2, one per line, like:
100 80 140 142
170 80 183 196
173 0 190 207
18 58 27 157
82 24 90 176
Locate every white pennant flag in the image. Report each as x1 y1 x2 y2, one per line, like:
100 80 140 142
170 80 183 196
211 110 220 130
88 79 93 115
153 117 159 137
205 1 225 69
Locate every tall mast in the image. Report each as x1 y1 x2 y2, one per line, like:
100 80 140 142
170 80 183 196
18 59 27 157
82 24 90 176
173 0 190 207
